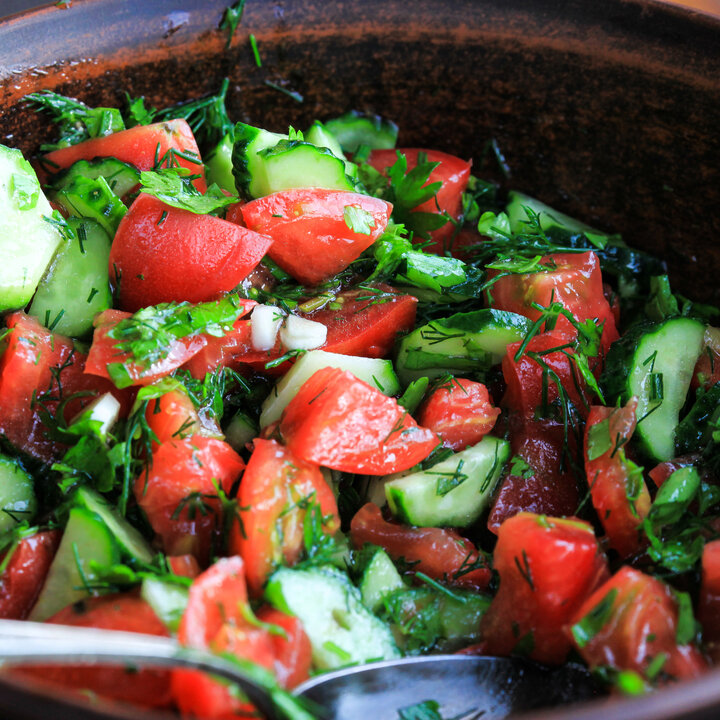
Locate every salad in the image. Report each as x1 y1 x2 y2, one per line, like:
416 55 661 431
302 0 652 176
0 78 718 719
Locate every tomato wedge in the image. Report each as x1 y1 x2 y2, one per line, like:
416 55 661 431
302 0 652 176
18 594 173 709
43 119 207 192
350 502 491 591
280 367 438 475
133 436 245 563
567 566 707 682
0 530 60 620
487 417 581 533
584 399 651 557
699 540 720 662
228 438 339 596
109 194 272 312
145 387 202 449
241 189 392 286
417 378 500 450
0 312 128 461
367 148 471 253
480 512 609 665
85 309 207 387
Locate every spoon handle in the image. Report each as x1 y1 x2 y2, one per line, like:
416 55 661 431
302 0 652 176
0 619 304 720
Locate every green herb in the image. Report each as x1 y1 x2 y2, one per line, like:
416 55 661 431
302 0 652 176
123 93 157 127
264 80 304 103
509 455 534 479
139 167 237 214
571 589 618 648
219 0 247 48
674 590 700 645
249 33 262 67
586 417 612 460
397 700 445 720
431 460 468 497
343 205 376 235
514 549 534 591
397 377 430 414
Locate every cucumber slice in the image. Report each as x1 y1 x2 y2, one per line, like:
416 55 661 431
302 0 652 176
224 411 259 452
54 175 127 236
73 486 155 565
385 435 510 528
28 217 112 338
323 111 399 154
232 122 355 198
259 350 401 428
29 507 120 621
141 577 189 633
265 566 400 669
305 121 358 179
602 317 705 461
359 548 405 613
381 586 490 653
0 144 63 311
50 157 140 199
205 133 237 194
506 190 607 241
0 455 37 534
396 309 533 385
232 122 287 197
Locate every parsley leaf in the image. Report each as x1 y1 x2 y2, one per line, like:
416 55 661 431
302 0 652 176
343 205 376 235
139 167 237 214
397 700 445 720
124 93 157 127
509 455 534 479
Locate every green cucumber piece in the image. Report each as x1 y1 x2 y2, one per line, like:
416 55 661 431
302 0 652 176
54 175 127 236
265 566 400 669
359 548 405 612
260 350 401 427
29 507 120 621
0 144 63 311
141 577 189 633
50 157 140 199
602 317 705 461
28 218 112 338
381 586 490 654
205 133 237 194
0 455 37 534
232 122 355 198
232 122 287 197
305 121 358 179
506 190 607 242
323 111 399 154
73 486 154 565
385 435 510 528
395 309 533 385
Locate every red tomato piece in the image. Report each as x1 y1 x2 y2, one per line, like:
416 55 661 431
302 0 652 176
487 418 581 533
490 252 619 354
567 566 708 682
417 378 500 450
173 556 275 719
0 312 129 461
699 540 720 662
109 194 272 312
85 309 208 387
0 530 60 620
228 439 339 596
584 399 651 558
309 284 417 358
350 503 491 591
480 512 609 664
280 367 438 475
256 607 312 689
145 387 202 449
367 148 471 254
43 119 207 192
241 189 392 286
134 436 245 563
691 327 720 391
501 330 591 420
18 595 172 709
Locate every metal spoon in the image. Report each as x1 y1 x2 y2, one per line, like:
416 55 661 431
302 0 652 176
0 619 601 720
